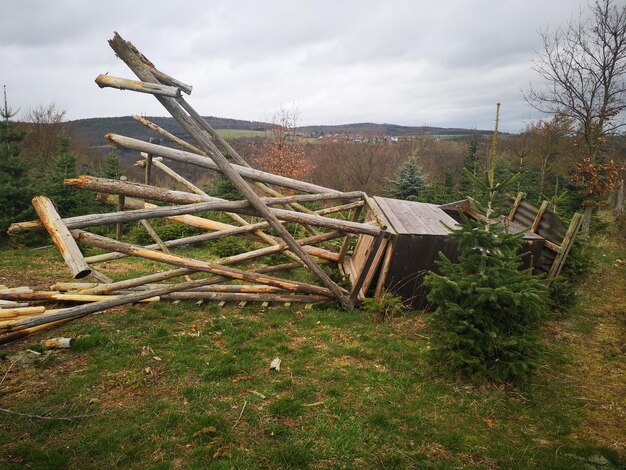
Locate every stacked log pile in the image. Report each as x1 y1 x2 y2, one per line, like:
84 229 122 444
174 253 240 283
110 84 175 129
0 33 390 344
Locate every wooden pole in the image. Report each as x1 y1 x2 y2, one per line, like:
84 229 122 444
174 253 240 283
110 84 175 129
95 74 181 98
73 230 338 298
530 200 549 233
12 190 379 238
106 133 340 195
31 196 91 279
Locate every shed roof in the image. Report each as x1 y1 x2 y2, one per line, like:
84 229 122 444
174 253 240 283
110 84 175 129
373 196 458 236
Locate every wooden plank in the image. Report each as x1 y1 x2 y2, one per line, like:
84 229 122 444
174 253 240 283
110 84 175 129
548 213 583 280
530 200 549 233
349 232 388 303
95 74 181 97
374 238 395 299
32 196 91 279
374 197 409 234
508 192 524 221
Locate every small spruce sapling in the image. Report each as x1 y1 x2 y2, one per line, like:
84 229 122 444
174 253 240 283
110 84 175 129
424 169 549 382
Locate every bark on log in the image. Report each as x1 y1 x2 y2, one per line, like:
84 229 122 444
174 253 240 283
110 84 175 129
106 133 339 194
95 74 181 98
32 196 91 279
108 33 351 306
73 230 337 297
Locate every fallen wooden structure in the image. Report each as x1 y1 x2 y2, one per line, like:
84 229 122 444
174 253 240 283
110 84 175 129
0 33 582 344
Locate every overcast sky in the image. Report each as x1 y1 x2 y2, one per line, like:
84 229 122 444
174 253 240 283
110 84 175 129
0 0 596 132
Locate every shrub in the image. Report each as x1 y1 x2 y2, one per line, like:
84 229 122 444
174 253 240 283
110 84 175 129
424 170 549 383
362 292 404 323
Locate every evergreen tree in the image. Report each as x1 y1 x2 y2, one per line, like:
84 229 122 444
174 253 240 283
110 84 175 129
0 98 33 237
464 135 480 176
208 174 242 201
424 169 549 382
461 135 482 197
42 135 94 216
388 157 427 201
102 153 124 179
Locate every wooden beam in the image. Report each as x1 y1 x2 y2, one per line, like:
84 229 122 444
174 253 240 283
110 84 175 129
95 74 181 98
530 200 549 233
548 213 583 280
106 133 340 195
31 196 91 279
73 230 337 298
508 192 524 221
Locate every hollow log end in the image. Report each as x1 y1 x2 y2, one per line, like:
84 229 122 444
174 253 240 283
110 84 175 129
74 268 92 280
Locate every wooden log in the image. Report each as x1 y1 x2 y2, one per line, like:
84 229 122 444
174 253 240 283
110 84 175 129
133 116 207 156
13 193 379 238
0 287 33 295
66 175 362 208
84 194 352 264
73 230 337 297
144 151 152 185
0 291 159 303
31 196 91 279
0 307 46 319
0 275 257 335
530 200 549 233
0 318 73 345
106 133 340 194
108 33 351 307
133 115 318 220
137 60 193 95
144 157 305 266
95 74 181 98
162 292 325 302
508 192 524 221
0 300 30 309
56 262 300 296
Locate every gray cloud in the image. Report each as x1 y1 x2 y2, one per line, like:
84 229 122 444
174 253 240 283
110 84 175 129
0 0 590 132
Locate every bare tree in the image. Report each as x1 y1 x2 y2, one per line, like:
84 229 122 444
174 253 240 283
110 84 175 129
21 103 67 177
527 0 626 231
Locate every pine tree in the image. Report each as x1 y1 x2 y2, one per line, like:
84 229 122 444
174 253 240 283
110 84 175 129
0 92 33 237
42 135 94 217
102 153 124 179
388 157 427 201
424 169 549 382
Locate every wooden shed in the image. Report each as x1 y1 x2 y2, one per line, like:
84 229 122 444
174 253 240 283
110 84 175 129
343 193 582 308
342 196 460 308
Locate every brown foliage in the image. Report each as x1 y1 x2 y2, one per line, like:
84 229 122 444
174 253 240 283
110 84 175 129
573 158 624 207
246 108 312 182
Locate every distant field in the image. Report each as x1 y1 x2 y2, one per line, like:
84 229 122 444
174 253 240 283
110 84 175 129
214 129 267 139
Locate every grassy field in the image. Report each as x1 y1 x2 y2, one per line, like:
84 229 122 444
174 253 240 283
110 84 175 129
0 229 624 469
215 129 267 140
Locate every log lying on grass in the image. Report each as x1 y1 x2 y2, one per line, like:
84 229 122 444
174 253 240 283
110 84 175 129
72 230 339 298
0 274 326 338
32 196 91 279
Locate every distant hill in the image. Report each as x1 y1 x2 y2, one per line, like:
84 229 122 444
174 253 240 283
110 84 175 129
69 115 494 150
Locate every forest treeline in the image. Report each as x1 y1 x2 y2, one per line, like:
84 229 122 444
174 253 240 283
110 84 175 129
1 100 625 241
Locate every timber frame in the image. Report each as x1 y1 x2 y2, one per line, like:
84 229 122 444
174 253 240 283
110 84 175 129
0 34 582 344
1 33 393 344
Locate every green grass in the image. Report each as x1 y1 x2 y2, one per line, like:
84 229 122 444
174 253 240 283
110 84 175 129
215 129 267 140
0 230 624 469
